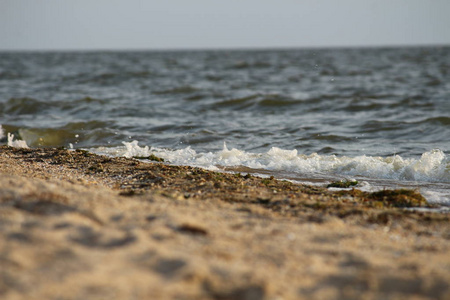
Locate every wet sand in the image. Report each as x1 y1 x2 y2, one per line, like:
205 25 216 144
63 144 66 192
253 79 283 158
0 146 449 300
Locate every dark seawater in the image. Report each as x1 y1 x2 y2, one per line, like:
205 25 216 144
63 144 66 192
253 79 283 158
1 47 449 206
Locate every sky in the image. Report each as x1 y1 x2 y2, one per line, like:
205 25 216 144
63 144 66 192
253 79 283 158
1 0 450 51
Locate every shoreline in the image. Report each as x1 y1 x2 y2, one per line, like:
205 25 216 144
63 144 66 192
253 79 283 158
1 146 449 299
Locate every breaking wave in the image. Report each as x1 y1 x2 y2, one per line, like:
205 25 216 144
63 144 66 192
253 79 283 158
95 141 450 184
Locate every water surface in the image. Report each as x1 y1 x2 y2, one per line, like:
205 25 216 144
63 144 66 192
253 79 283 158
1 47 449 205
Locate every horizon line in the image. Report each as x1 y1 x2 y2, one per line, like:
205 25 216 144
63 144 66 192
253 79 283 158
1 43 449 53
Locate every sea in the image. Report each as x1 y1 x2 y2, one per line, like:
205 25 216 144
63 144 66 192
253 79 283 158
1 47 449 209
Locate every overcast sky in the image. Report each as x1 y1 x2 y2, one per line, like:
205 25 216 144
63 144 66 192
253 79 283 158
1 0 449 51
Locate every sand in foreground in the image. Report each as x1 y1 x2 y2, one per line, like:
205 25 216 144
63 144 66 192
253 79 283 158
0 146 449 300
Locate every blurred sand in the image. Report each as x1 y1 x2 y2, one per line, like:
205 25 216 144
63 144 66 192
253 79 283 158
0 146 449 300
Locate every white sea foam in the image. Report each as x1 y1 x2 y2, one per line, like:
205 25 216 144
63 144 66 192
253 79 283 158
85 141 450 205
122 140 150 158
1 124 29 148
95 141 450 184
7 133 29 148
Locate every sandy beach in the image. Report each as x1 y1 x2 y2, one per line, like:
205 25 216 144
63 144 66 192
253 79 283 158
0 146 449 300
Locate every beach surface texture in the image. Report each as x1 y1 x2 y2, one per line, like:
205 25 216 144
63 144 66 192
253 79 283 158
0 146 449 300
